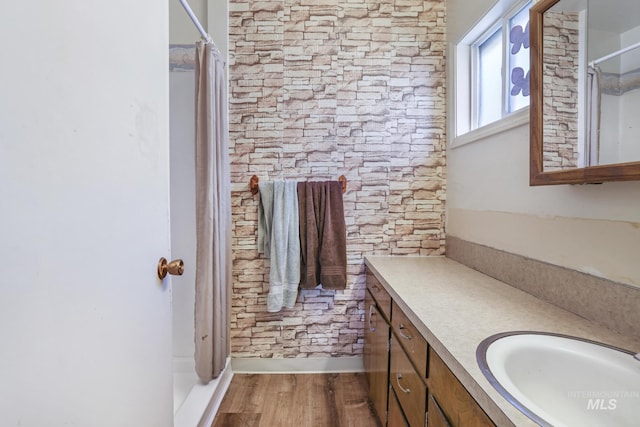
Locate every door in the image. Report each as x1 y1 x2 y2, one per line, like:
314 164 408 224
0 1 173 426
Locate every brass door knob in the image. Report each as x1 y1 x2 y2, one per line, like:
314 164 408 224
157 257 184 279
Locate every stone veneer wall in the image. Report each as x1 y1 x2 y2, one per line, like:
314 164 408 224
228 0 446 358
542 11 580 171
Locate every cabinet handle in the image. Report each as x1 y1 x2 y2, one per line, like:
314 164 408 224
396 373 411 394
368 304 376 332
429 394 452 427
398 324 413 340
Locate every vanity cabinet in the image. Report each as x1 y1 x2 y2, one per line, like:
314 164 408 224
364 271 391 425
365 267 496 427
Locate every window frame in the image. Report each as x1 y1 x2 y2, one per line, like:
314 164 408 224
452 0 533 147
471 24 503 129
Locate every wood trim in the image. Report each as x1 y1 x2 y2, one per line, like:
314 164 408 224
528 0 549 185
529 0 640 186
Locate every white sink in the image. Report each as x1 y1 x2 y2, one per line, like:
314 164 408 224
477 332 640 427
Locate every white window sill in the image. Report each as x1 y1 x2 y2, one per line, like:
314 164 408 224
450 106 529 149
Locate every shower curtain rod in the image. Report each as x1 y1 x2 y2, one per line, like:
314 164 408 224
178 0 212 43
590 41 640 67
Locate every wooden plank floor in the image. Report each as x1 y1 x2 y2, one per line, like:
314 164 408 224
211 373 381 427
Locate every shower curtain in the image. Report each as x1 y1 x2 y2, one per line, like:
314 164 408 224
194 40 231 382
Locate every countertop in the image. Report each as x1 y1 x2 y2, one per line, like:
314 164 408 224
364 256 640 427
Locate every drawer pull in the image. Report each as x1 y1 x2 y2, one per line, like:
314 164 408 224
368 304 376 332
398 324 413 340
396 373 411 394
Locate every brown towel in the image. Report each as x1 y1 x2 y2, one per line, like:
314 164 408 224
297 181 347 290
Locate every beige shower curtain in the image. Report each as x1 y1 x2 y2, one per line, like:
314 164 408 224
194 40 231 382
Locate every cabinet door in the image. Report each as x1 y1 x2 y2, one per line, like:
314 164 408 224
364 289 375 383
388 386 410 427
427 394 452 427
428 348 495 427
365 289 390 425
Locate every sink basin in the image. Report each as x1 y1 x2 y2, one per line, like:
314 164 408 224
477 332 640 427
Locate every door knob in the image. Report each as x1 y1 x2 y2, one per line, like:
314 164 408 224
157 257 184 279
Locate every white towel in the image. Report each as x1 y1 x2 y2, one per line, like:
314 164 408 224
259 180 301 312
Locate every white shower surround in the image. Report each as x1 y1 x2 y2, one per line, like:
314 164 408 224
174 357 232 426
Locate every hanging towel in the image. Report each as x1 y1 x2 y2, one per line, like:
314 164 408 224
259 180 301 312
298 181 347 290
257 182 274 258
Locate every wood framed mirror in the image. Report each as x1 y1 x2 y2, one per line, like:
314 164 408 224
530 0 640 185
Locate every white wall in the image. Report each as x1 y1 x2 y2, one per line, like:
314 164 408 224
170 72 198 360
170 0 228 59
170 0 208 44
620 90 640 162
618 26 640 163
446 0 640 287
599 93 621 164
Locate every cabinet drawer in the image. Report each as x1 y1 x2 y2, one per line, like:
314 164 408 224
366 270 392 321
428 348 495 427
391 301 428 379
390 334 427 427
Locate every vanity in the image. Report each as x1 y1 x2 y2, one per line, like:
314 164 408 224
363 256 640 427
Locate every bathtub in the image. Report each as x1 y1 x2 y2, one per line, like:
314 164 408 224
173 357 232 427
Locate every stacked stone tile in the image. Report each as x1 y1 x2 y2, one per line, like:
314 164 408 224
229 0 446 359
542 11 580 170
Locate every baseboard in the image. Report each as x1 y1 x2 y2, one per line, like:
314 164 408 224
231 357 364 374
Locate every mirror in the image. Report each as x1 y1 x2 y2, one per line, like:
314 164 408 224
530 0 640 185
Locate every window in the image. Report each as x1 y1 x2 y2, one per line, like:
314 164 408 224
507 3 532 112
477 28 503 127
454 0 532 140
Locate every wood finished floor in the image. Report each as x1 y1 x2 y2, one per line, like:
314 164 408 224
211 373 381 427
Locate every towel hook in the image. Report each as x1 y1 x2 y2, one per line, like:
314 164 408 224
249 175 260 195
338 175 347 193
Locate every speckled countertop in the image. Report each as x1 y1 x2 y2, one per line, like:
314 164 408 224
364 256 640 427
